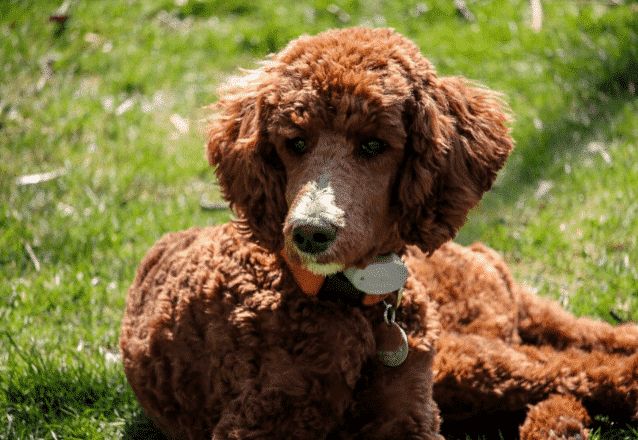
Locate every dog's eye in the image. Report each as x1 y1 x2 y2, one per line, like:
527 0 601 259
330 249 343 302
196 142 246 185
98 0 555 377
286 137 307 155
359 138 388 158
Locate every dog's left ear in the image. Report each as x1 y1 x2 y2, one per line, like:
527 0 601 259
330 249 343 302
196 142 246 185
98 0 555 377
398 76 514 254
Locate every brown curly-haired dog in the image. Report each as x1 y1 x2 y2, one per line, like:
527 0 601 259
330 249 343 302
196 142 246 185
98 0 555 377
120 28 638 440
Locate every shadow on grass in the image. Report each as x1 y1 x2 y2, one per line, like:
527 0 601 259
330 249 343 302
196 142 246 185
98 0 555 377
121 409 526 440
490 11 638 208
499 53 638 198
123 410 170 440
441 410 526 440
441 409 638 440
459 41 638 244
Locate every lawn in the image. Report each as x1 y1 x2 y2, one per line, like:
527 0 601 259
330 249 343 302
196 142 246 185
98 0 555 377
1 0 637 438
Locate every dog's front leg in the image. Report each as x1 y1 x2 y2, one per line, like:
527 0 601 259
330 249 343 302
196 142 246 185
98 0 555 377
210 360 357 440
345 345 443 440
210 305 377 440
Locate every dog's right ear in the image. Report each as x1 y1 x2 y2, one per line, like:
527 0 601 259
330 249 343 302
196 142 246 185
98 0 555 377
206 69 288 252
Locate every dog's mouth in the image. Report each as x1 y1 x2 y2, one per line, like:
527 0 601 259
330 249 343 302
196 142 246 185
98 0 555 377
282 218 391 277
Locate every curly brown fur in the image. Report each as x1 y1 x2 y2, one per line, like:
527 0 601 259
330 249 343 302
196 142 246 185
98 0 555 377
121 225 441 439
119 27 636 440
520 395 591 440
406 243 638 438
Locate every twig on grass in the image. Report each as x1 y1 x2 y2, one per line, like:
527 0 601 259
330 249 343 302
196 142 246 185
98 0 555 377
23 241 41 272
15 168 66 186
200 193 229 211
530 0 543 32
454 0 476 22
610 310 635 324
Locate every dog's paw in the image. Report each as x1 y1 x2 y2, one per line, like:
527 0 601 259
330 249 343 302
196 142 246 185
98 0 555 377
519 395 590 440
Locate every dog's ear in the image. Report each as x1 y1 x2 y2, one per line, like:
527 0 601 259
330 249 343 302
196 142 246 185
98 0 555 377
206 70 287 252
398 76 513 254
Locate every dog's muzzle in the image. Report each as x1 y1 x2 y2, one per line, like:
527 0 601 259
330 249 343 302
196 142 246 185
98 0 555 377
286 174 346 272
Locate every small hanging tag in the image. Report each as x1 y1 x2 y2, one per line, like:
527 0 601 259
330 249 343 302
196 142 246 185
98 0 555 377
376 299 408 367
376 321 409 367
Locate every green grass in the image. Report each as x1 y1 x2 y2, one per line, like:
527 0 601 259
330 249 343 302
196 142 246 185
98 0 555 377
1 0 637 438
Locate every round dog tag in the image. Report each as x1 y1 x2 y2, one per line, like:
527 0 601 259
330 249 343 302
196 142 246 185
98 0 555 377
375 321 409 367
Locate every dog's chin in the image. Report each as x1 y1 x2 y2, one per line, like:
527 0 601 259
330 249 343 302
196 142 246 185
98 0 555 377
304 260 345 276
289 248 345 275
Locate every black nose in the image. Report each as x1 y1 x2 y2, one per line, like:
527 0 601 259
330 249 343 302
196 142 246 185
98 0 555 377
292 223 337 255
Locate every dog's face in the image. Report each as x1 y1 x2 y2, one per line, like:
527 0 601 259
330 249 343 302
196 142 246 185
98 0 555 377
275 129 406 275
208 28 513 274
269 64 411 273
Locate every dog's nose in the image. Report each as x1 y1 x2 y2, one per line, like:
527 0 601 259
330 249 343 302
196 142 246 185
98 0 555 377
292 223 337 255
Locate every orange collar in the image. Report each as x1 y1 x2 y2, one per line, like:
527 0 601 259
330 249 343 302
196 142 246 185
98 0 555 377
279 250 391 306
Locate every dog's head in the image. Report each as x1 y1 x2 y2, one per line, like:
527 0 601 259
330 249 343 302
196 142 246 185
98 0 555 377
207 27 513 275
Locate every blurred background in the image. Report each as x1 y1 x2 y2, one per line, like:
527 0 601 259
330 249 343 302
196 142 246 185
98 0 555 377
1 0 637 438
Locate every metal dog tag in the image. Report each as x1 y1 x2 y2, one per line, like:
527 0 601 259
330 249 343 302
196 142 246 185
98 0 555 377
343 253 408 295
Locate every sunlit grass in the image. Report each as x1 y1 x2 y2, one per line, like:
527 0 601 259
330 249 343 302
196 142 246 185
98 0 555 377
459 96 638 321
1 0 637 438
